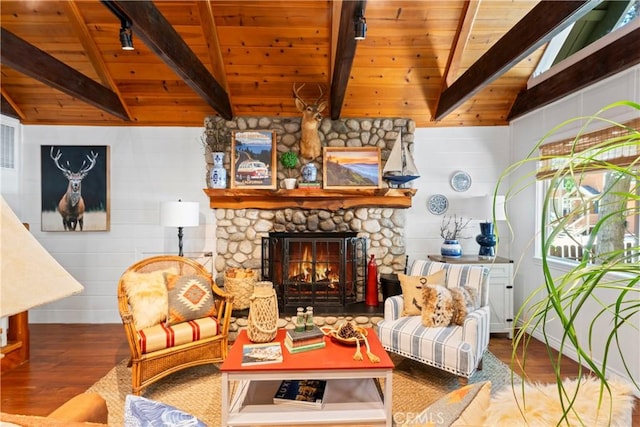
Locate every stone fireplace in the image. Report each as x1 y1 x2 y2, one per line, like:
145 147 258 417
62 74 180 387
261 232 366 314
205 115 416 316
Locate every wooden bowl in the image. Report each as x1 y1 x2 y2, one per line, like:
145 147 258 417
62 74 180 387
322 325 368 346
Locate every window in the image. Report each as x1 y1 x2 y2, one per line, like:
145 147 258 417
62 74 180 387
1 124 15 169
531 0 639 82
538 118 639 264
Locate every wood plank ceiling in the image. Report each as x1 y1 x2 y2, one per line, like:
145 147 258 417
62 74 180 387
1 1 638 128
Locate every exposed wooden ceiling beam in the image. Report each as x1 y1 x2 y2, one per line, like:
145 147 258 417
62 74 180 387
197 0 229 92
64 0 132 120
330 0 366 120
435 1 595 121
0 28 129 121
508 27 640 121
444 0 481 88
1 89 23 120
110 1 233 120
330 0 343 84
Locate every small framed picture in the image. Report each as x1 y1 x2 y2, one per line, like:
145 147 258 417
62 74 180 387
231 130 277 189
323 147 381 189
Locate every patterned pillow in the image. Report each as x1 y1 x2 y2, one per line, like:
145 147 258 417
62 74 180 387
398 381 491 427
121 268 176 330
124 395 206 427
165 274 217 326
398 270 446 316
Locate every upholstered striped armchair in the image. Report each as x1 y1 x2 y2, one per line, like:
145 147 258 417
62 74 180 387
378 259 490 384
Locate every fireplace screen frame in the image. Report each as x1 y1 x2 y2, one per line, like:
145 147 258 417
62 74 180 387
261 232 367 314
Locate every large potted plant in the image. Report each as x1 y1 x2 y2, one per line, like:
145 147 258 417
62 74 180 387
495 100 639 424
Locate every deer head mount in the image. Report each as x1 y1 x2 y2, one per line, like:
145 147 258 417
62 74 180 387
293 83 327 160
50 147 98 231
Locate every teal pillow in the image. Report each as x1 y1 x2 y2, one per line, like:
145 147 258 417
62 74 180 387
124 395 206 426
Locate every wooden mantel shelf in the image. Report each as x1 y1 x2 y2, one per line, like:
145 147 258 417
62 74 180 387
204 188 417 210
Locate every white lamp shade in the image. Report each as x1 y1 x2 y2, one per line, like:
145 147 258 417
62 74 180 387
160 201 199 227
1 196 84 318
494 195 507 222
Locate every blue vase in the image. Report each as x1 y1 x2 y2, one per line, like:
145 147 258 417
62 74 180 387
301 163 317 182
210 152 227 188
476 222 497 259
441 239 462 258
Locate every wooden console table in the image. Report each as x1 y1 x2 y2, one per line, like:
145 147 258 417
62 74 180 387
427 254 514 338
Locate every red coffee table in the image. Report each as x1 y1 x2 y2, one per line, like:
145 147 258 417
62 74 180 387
220 328 394 426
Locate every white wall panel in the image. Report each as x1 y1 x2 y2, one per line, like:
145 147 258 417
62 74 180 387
13 125 209 323
405 126 511 261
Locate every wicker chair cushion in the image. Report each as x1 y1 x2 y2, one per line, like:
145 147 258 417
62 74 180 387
138 316 219 354
165 274 217 326
122 268 177 330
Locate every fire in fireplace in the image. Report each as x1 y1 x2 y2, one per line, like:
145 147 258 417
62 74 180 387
261 232 367 314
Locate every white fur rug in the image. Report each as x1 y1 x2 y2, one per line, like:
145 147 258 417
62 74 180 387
485 376 635 427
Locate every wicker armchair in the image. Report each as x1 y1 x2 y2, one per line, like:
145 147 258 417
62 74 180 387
117 255 233 395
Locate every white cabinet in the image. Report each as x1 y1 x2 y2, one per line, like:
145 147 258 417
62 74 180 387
427 255 514 338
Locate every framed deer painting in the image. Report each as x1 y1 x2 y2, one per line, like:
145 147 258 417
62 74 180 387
40 145 110 231
230 130 277 189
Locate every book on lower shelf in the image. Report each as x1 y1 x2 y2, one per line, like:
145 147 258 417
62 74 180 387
273 379 327 409
241 342 283 366
284 339 326 354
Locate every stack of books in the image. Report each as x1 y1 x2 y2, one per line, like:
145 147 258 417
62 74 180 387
297 181 322 190
273 379 327 409
284 325 326 353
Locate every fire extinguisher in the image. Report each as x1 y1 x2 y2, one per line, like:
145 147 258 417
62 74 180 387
366 254 378 306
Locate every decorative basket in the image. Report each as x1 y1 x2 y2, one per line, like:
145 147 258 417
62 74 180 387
247 281 279 343
223 268 257 310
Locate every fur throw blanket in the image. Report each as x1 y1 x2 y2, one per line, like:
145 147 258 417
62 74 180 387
485 376 634 426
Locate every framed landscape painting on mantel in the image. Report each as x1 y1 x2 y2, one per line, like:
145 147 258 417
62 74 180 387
231 130 277 189
323 147 381 189
41 145 110 231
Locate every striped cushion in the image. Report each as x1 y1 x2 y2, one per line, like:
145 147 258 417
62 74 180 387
409 260 489 307
137 316 219 354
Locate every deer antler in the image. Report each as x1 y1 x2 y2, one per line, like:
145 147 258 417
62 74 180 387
314 84 324 105
50 147 72 176
78 151 98 177
292 83 306 106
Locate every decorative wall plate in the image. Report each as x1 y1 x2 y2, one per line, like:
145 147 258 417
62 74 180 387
451 170 472 192
427 194 449 215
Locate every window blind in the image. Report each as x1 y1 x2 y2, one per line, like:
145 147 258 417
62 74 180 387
536 117 639 179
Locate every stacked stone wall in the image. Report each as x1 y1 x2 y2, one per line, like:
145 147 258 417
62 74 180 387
204 116 414 291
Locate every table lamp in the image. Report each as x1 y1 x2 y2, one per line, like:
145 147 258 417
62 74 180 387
160 200 199 256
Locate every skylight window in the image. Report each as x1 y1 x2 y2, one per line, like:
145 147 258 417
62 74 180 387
530 0 639 85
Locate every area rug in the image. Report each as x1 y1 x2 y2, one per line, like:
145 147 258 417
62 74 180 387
87 351 520 426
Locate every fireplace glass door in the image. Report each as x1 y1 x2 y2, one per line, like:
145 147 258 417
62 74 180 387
262 232 366 314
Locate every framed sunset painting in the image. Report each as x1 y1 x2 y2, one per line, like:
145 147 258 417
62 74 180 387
322 147 381 189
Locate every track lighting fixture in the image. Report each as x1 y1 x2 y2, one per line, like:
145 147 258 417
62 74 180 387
354 10 367 40
101 1 134 51
119 21 134 51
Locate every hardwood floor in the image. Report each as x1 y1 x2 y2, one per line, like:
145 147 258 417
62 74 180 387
1 324 638 425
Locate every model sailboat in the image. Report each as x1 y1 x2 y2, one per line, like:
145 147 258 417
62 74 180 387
382 133 420 188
